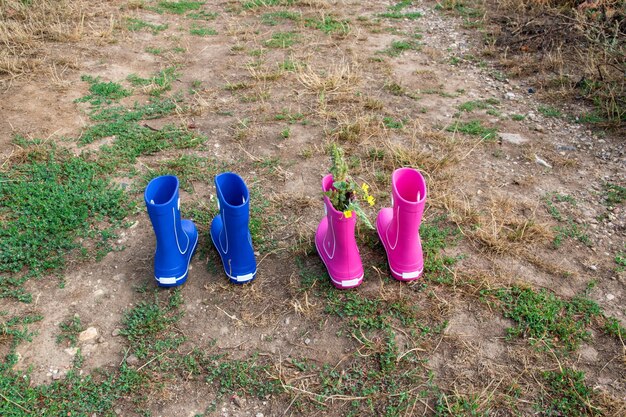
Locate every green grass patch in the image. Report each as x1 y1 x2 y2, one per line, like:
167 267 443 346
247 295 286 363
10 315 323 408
539 368 596 417
0 146 131 301
435 393 488 416
305 16 350 35
538 105 562 118
511 113 525 121
274 109 305 123
56 316 84 347
261 11 301 26
157 0 204 14
75 75 131 106
264 31 298 48
378 11 422 19
603 182 625 207
145 46 166 55
484 286 602 351
458 98 499 112
126 18 168 34
189 24 218 36
187 10 218 20
380 40 421 57
138 155 221 193
543 192 591 248
446 120 497 140
127 67 179 97
242 0 295 8
383 117 405 129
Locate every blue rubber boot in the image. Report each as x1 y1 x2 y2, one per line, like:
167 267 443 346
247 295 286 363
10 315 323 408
210 172 257 284
145 175 198 287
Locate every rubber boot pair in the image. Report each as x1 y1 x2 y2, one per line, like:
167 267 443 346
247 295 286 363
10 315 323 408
145 173 256 287
316 168 427 288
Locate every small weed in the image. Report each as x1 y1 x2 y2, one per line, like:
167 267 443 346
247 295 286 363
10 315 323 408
435 393 488 416
305 16 350 35
538 105 562 118
279 58 297 71
264 31 298 48
446 120 497 140
539 368 595 416
187 10 218 20
383 117 404 129
484 286 602 351
157 0 204 14
458 99 498 112
380 40 421 57
126 18 168 34
280 127 290 139
603 182 625 207
615 251 626 272
75 75 131 106
242 0 295 8
378 11 422 19
274 109 304 123
145 46 165 55
511 114 525 121
189 24 218 36
127 67 179 97
56 316 84 347
261 11 300 26
224 81 249 91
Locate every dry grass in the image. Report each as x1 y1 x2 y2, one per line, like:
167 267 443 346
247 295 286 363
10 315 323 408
295 60 360 96
486 0 625 124
0 0 117 84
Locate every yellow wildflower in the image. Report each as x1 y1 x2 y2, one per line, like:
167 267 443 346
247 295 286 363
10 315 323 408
343 210 353 218
361 183 369 194
367 195 375 206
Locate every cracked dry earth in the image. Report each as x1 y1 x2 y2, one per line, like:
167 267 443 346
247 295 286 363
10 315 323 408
1 0 624 416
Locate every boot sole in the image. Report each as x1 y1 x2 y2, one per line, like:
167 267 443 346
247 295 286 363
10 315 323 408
376 220 423 282
155 234 199 287
315 238 363 289
210 232 256 284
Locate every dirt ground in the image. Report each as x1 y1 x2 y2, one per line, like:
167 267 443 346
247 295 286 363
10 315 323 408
1 1 625 416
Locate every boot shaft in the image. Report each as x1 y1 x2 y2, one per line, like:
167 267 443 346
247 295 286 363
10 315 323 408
145 175 189 254
215 172 251 242
388 168 426 246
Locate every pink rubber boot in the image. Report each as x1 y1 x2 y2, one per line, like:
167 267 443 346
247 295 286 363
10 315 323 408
315 174 364 289
376 168 427 281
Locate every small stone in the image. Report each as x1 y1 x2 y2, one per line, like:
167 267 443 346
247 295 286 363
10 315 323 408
606 294 615 301
97 336 105 344
114 408 122 415
64 347 79 356
78 327 98 342
528 87 535 94
499 132 528 145
111 328 121 337
534 155 552 169
304 338 311 345
505 92 515 100
284 317 290 325
256 414 264 417
589 265 597 271
557 145 576 152
231 394 244 408
126 354 139 365
93 289 105 297
52 372 62 380
534 124 545 132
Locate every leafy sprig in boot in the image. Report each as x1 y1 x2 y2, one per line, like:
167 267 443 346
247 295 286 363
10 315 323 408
315 174 364 289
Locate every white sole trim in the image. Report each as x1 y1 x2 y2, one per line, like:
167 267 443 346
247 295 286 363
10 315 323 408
316 239 363 288
155 234 198 285
210 231 256 283
390 265 423 280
